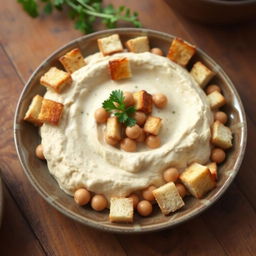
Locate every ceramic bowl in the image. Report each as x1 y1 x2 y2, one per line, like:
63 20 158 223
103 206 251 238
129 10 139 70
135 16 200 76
14 28 247 233
166 0 256 24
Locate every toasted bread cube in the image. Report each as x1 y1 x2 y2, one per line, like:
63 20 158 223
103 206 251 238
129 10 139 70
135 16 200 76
207 91 226 110
152 182 184 215
180 163 216 199
207 162 218 180
38 98 64 125
167 38 196 66
126 36 150 53
97 34 123 56
59 48 86 74
106 116 121 141
23 95 43 126
133 90 152 113
108 57 132 80
144 116 162 135
190 61 215 88
40 67 72 93
211 121 232 149
109 197 134 223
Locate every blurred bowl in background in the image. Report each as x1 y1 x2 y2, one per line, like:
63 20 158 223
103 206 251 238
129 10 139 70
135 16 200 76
166 0 256 24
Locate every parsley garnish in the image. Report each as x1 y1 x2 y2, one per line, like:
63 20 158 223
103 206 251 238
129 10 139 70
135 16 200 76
17 0 141 34
102 90 136 127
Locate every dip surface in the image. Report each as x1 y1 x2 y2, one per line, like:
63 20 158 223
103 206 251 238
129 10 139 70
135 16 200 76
40 52 213 199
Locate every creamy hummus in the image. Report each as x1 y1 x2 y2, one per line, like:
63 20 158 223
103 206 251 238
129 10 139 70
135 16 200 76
40 52 213 199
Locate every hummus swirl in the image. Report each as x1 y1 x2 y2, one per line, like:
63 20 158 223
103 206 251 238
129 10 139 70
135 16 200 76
40 52 213 199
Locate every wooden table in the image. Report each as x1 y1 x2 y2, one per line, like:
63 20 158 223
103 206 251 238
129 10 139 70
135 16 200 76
0 1 255 255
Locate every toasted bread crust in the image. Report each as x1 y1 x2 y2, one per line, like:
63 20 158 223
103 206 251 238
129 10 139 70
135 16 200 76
40 67 72 93
144 116 162 135
133 90 152 113
106 116 121 141
108 57 132 80
97 34 123 56
167 38 196 66
207 91 226 110
126 36 150 53
211 121 232 149
38 98 64 125
59 48 86 74
23 94 43 126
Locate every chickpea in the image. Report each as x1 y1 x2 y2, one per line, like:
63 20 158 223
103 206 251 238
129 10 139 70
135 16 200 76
211 148 226 164
145 135 161 149
176 184 187 198
206 85 221 95
163 168 179 183
91 194 108 211
35 144 45 160
125 124 142 139
151 48 163 56
214 111 228 124
94 108 109 123
152 93 168 108
120 138 137 152
123 92 135 107
136 130 146 143
137 200 153 217
134 111 147 126
128 193 139 208
142 185 156 201
105 135 118 146
74 188 91 206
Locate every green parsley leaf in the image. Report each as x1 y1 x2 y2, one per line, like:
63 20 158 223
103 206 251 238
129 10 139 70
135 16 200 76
102 90 136 127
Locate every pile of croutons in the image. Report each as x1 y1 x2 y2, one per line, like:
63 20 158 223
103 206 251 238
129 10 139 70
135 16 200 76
24 33 233 224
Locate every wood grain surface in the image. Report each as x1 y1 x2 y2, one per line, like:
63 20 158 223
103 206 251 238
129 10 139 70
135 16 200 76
0 1 255 255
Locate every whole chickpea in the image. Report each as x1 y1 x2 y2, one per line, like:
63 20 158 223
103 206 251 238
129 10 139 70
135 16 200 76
206 85 221 95
123 92 135 107
145 135 161 149
142 185 156 201
151 48 163 56
125 124 142 139
74 188 91 206
128 193 139 208
163 168 179 183
137 200 153 217
211 148 226 164
175 184 187 198
152 93 168 108
91 194 108 211
35 144 45 160
94 108 109 123
120 138 137 152
214 111 228 124
134 111 147 126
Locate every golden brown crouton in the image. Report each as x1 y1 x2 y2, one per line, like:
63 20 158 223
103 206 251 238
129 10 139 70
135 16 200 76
126 36 150 53
211 121 233 149
207 91 226 110
152 182 184 215
108 57 132 80
97 34 124 56
59 48 86 74
133 90 152 113
40 67 72 93
109 197 134 223
38 98 64 126
23 95 43 126
144 116 162 135
167 38 196 66
180 163 216 199
207 162 218 180
190 61 215 88
106 116 121 141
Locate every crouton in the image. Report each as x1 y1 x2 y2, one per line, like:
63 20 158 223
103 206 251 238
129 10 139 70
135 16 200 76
38 98 64 125
59 48 86 74
207 91 226 110
109 197 134 223
97 34 123 56
190 61 215 88
108 57 132 80
126 36 150 53
207 162 218 180
211 121 233 149
106 116 121 141
133 90 152 113
152 182 184 215
23 95 43 126
40 67 72 93
180 163 216 199
144 116 162 135
167 38 196 66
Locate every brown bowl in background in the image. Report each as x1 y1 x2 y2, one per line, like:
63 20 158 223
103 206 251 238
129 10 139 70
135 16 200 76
14 28 247 233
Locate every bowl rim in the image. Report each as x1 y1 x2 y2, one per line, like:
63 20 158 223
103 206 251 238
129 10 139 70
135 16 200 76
201 0 256 5
14 28 247 233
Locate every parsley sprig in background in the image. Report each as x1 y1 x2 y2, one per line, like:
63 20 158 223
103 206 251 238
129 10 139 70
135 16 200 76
103 90 136 127
17 0 141 34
